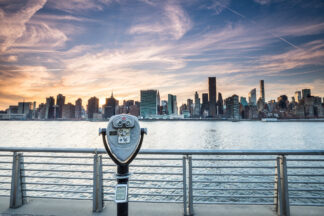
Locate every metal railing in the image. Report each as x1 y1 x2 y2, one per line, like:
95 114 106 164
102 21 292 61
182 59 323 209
0 147 324 216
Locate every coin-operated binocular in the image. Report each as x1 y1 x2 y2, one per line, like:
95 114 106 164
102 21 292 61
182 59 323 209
99 114 147 216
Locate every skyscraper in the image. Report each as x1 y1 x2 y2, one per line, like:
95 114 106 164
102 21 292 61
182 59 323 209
87 97 99 119
75 98 82 119
302 89 311 99
187 99 193 116
194 91 201 117
45 97 55 119
248 88 257 105
208 77 216 117
260 80 265 103
217 92 223 115
56 94 65 119
103 92 118 119
201 93 209 116
168 94 178 115
140 90 159 118
295 91 301 103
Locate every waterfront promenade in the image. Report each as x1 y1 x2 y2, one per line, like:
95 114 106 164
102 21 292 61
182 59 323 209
1 197 324 216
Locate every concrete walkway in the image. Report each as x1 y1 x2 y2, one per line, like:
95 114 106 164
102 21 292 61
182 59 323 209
1 197 323 216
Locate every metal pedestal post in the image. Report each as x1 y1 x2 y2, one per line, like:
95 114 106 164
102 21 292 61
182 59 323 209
117 165 129 216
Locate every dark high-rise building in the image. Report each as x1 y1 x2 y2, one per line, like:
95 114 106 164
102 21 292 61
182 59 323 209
62 103 75 119
45 97 55 119
208 77 217 117
140 90 159 118
168 94 178 115
87 97 99 119
75 98 82 119
201 93 209 116
225 95 239 120
260 80 265 103
302 89 311 99
187 99 193 117
56 94 65 119
248 88 257 105
18 102 32 118
217 92 223 115
194 92 201 117
103 93 118 119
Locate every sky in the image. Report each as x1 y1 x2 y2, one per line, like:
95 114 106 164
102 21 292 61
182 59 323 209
0 0 323 109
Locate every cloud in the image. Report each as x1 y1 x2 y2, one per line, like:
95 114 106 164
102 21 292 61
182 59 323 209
46 0 113 13
204 0 231 15
129 2 192 40
254 0 272 5
0 0 47 52
0 55 18 62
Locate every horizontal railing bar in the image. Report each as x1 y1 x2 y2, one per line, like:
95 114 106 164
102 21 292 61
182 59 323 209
0 195 10 197
0 175 11 177
193 180 275 184
288 166 324 169
134 158 182 161
192 166 275 169
103 192 116 195
22 175 92 180
1 147 324 155
22 169 93 173
193 187 273 191
0 155 12 157
129 193 183 197
129 186 183 190
23 189 92 194
24 162 93 166
290 203 324 206
0 161 11 164
133 172 182 175
130 165 182 168
289 189 324 192
290 196 324 199
23 182 92 187
192 173 275 176
129 179 183 183
288 174 324 177
289 181 324 184
0 168 11 170
26 195 92 201
287 159 324 161
0 182 10 184
193 158 275 161
128 200 183 204
193 201 273 205
0 188 10 191
23 155 93 159
193 195 275 198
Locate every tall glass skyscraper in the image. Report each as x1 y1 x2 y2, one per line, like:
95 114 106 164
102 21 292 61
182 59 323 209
260 80 265 103
168 94 178 115
140 90 159 118
208 77 216 117
248 88 257 105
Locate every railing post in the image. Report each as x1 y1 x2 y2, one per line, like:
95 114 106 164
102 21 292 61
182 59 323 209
276 155 290 216
10 152 25 208
188 155 194 216
93 153 104 212
274 157 278 212
182 155 188 216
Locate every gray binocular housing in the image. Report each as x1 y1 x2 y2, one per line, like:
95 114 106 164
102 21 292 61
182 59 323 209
100 114 147 166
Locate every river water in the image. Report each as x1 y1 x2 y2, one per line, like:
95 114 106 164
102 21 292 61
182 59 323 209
0 121 324 149
0 121 323 204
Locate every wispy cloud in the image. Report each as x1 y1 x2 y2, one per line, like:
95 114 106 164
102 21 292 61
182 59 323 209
0 0 47 52
129 2 192 40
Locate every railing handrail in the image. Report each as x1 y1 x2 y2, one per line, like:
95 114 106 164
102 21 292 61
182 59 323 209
0 147 324 155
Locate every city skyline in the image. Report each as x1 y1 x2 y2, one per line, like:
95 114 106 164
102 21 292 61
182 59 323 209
1 0 324 110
